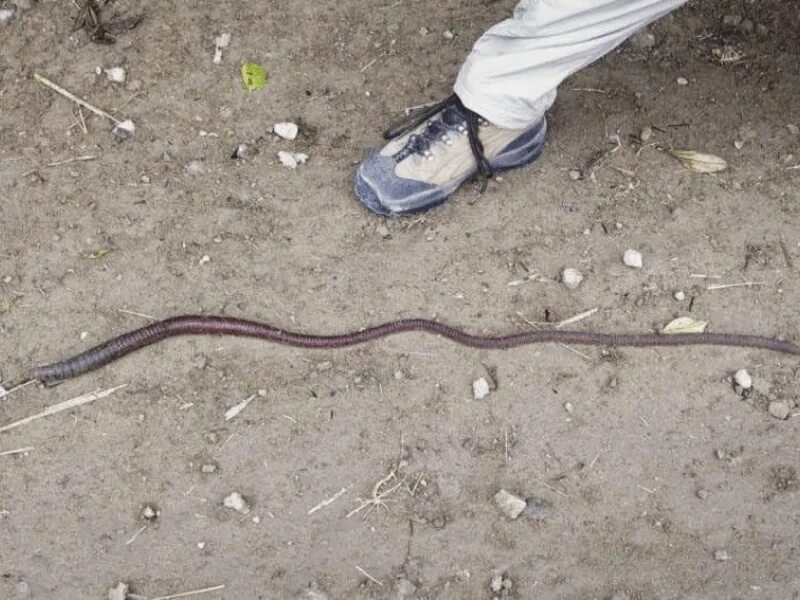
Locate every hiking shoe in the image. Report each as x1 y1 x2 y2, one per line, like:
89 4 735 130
354 93 547 216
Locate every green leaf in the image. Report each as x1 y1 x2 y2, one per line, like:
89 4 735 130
661 316 708 334
241 62 268 92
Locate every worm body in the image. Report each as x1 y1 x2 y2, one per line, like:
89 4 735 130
27 315 800 384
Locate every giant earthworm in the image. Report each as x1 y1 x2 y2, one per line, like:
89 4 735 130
15 315 800 385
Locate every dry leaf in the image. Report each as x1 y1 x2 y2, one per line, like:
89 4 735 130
668 149 728 173
662 317 708 334
88 248 110 259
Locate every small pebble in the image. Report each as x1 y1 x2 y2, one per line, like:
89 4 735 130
739 18 753 33
640 126 653 142
104 67 126 83
714 549 730 562
278 150 308 169
80 331 88 340
197 541 206 549
733 369 752 390
630 30 655 49
568 169 581 180
376 223 390 238
0 6 16 26
274 122 299 140
395 578 417 597
108 582 129 600
623 249 643 269
232 143 255 160
472 377 491 400
722 14 742 27
768 400 790 420
199 255 211 265
563 401 574 414
185 160 205 175
787 124 799 136
442 30 454 40
140 505 159 521
489 574 503 593
223 491 249 513
673 290 686 301
696 488 710 500
112 119 136 139
493 489 526 519
676 77 689 86
734 139 744 150
561 267 584 290
213 32 231 64
15 580 29 596
252 515 261 524
201 463 217 473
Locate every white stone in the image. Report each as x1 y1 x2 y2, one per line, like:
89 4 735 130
673 290 686 301
278 150 308 169
623 249 643 268
108 582 129 600
768 400 790 420
223 491 249 513
442 30 454 40
493 489 526 519
561 268 584 290
112 119 136 139
472 377 491 400
714 549 730 562
104 67 126 83
274 122 299 140
733 369 752 390
213 33 231 64
0 7 16 26
677 77 689 86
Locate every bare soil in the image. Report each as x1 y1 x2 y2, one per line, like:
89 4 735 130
1 1 799 599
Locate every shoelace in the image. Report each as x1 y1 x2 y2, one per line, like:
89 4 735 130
383 93 494 192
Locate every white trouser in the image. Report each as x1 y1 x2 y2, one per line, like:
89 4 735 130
454 0 689 129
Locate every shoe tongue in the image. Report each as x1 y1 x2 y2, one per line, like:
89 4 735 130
440 104 466 127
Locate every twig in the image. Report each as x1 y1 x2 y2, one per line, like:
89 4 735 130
347 469 405 518
20 155 97 177
0 446 35 457
308 487 349 515
555 307 599 329
118 308 159 320
355 565 383 586
125 524 147 545
33 72 121 124
570 87 608 93
148 584 226 600
515 312 593 361
706 281 763 291
0 379 37 399
636 484 656 494
588 453 601 470
224 394 257 421
360 58 378 73
0 384 127 434
402 100 439 115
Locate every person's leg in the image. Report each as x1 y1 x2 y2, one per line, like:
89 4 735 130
455 0 689 130
355 0 688 217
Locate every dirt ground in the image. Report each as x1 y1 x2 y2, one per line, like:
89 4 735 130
1 1 799 598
